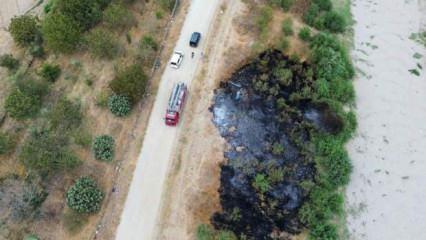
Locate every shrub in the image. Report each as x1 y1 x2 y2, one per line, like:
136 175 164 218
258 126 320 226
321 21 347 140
24 235 40 240
108 94 132 117
217 231 237 240
252 174 270 193
8 15 39 46
66 177 104 213
321 11 347 33
0 54 20 71
72 128 92 147
5 79 47 119
42 13 82 53
137 35 159 65
273 67 293 86
272 142 284 155
309 223 338 240
20 129 80 172
57 0 102 30
303 3 320 26
96 90 110 108
0 132 14 155
93 135 115 161
103 3 135 30
298 27 312 41
109 64 147 103
39 63 61 82
196 224 214 240
282 18 293 36
85 28 119 59
257 6 273 39
48 98 82 131
312 0 332 11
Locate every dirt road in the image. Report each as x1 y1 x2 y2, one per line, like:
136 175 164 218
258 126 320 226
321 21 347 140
346 0 426 239
115 1 221 239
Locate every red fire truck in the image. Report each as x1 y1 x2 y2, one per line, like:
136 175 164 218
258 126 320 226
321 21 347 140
165 82 187 126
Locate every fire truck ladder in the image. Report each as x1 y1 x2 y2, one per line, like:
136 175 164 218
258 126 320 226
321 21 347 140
168 83 185 112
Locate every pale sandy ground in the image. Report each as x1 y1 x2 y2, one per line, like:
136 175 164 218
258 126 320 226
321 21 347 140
346 0 426 239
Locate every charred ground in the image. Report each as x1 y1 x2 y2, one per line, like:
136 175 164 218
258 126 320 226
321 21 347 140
211 49 348 239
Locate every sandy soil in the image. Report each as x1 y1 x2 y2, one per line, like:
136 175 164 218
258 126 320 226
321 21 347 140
346 0 426 239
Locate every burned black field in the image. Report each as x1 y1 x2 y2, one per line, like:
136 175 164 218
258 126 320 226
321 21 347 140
210 50 348 239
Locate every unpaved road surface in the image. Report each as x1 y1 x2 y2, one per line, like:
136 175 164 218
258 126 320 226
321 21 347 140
346 0 426 239
115 1 221 239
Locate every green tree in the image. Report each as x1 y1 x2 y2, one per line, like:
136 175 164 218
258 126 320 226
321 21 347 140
92 135 115 161
57 0 102 30
321 11 347 33
108 94 132 117
0 54 20 71
66 177 104 213
109 64 147 103
85 28 119 59
39 63 61 82
42 13 82 53
8 15 39 46
103 3 135 30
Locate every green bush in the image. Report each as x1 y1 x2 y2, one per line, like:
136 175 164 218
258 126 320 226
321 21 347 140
8 15 39 47
303 4 320 26
39 63 61 82
5 79 47 119
0 54 20 71
72 128 92 147
309 223 338 240
108 94 132 117
217 231 237 240
30 44 45 58
66 177 104 213
48 98 82 131
273 67 293 86
42 13 82 53
321 11 347 33
109 64 147 103
92 135 115 161
298 27 312 41
256 6 273 39
196 224 214 240
85 28 119 59
103 3 135 30
24 235 40 240
137 35 159 65
277 37 290 52
0 132 14 155
312 0 332 11
282 18 293 36
20 129 80 172
56 0 102 30
252 174 270 193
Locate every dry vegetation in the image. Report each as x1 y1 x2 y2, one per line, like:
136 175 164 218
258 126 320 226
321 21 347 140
0 0 186 239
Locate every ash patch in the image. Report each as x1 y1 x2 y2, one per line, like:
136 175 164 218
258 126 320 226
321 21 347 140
209 50 335 239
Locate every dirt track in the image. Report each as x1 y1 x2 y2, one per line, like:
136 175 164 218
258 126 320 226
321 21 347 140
115 1 221 239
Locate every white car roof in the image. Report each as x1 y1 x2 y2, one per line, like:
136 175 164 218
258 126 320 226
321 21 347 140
171 52 182 63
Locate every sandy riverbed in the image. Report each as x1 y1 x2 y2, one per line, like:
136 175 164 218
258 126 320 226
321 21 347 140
346 0 426 239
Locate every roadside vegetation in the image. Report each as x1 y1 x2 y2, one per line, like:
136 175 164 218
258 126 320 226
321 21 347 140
199 0 356 239
0 0 174 238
